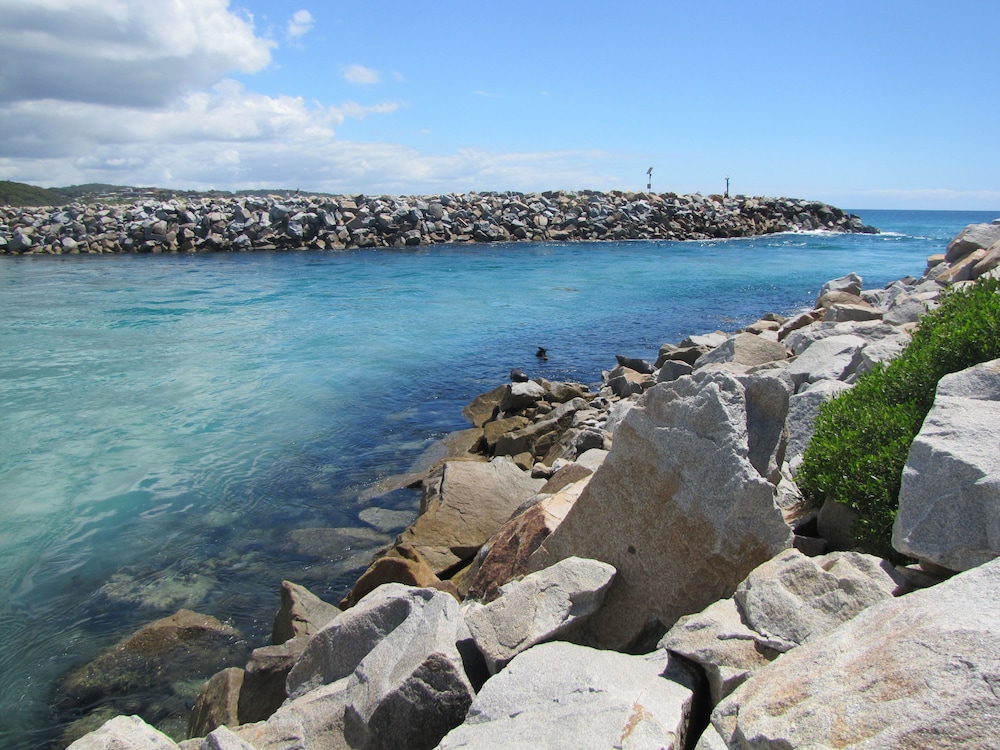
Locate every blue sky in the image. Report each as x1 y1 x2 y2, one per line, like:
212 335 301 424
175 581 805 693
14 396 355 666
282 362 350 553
1 0 997 209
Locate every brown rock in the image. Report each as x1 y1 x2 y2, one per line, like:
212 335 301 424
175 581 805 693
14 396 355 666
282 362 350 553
237 636 309 725
396 457 545 575
188 666 243 739
272 581 341 645
339 544 443 608
463 384 508 427
465 477 590 603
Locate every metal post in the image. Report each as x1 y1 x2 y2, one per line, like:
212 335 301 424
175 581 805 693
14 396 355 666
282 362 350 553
646 167 653 192
725 177 730 199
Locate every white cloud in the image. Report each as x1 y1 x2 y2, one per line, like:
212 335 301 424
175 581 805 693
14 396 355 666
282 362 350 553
0 0 274 107
286 9 314 40
343 64 381 86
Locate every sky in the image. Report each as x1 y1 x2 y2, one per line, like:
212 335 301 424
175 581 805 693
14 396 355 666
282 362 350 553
0 0 998 209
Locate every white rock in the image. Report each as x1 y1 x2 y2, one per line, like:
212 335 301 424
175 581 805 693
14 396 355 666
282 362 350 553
893 359 1000 571
437 642 696 750
464 556 616 674
67 715 180 749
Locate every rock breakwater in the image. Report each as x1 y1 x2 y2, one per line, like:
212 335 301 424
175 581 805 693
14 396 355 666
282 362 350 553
0 191 876 255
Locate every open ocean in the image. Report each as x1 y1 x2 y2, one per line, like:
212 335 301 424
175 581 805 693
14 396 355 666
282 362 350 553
0 208 996 747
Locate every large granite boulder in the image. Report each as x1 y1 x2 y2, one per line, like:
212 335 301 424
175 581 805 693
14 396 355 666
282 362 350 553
464 556 616 674
239 584 475 750
236 636 309 725
945 222 1000 263
187 668 243 739
733 548 903 650
786 334 867 389
693 332 788 370
817 272 863 300
437 642 697 750
397 457 545 574
527 372 793 649
892 359 1000 571
712 556 1000 748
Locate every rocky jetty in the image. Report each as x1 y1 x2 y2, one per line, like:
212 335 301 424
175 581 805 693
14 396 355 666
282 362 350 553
68 221 1000 749
0 191 876 255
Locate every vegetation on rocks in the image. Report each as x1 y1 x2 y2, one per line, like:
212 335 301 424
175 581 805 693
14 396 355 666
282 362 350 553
798 276 1000 559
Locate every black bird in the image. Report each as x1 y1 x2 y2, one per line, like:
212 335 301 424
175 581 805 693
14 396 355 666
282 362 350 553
510 368 530 383
536 347 548 361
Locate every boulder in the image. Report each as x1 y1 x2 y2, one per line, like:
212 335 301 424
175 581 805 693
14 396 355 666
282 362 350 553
656 359 694 383
817 272 863 300
615 354 655 374
55 610 245 719
249 585 475 750
187 667 243 739
236 636 308 725
339 543 447 608
937 248 988 284
527 373 793 649
712 556 1000 749
462 385 507 427
607 365 653 397
500 380 546 413
693 332 787 370
659 598 778 706
397 457 545 574
945 222 1000 263
733 548 903 651
437 642 697 750
847 333 909 380
892 359 1000 571
785 334 867 389
68 714 180 749
785 379 852 460
823 302 883 323
464 477 590 603
196 726 255 750
464 556 616 674
272 580 341 645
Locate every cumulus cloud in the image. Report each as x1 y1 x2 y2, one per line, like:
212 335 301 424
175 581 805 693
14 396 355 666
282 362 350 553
343 64 381 86
286 9 314 40
0 0 274 107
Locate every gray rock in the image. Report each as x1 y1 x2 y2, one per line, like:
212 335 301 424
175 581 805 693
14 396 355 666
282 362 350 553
659 598 777 706
656 359 694 383
823 302 882 323
464 556 616 674
945 222 1000 262
250 584 475 750
237 636 308 725
883 294 929 326
437 642 696 750
681 331 729 349
500 380 546 412
713 556 1000 749
785 379 852 460
67 715 180 749
817 272 863 300
693 333 788 370
892 359 1000 571
786 334 867 389
188 667 243 739
527 372 792 649
733 548 903 650
199 726 255 750
847 334 909 381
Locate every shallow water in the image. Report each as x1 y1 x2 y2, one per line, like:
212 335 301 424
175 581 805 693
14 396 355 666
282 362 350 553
0 208 995 746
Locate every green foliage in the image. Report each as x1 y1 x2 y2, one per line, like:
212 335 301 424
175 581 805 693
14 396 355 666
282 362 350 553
0 180 70 207
798 276 1000 559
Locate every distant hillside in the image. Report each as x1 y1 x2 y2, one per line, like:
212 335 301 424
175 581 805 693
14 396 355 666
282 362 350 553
0 181 72 207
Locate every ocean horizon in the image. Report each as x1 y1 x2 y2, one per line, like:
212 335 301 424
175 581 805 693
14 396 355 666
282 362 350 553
0 207 997 747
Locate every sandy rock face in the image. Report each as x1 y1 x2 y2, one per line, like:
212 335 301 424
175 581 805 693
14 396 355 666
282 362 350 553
527 372 793 649
712 556 1000 749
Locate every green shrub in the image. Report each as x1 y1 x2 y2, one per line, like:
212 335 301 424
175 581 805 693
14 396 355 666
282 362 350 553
797 276 1000 559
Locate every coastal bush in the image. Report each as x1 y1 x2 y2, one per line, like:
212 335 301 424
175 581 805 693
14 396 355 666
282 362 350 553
797 276 1000 559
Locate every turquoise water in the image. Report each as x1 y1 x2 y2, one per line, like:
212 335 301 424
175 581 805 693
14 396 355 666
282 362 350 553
0 209 995 746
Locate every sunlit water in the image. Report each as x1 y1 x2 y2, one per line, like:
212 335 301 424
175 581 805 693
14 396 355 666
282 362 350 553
0 209 995 746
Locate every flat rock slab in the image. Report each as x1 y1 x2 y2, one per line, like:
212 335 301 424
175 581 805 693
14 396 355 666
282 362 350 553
68 715 180 749
893 359 1000 571
437 642 696 750
712 556 1000 749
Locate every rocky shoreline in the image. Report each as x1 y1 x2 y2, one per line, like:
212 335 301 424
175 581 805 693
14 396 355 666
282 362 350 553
67 220 1000 749
0 191 876 255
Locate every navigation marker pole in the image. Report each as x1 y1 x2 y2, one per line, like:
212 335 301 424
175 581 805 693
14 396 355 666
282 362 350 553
725 177 730 199
646 167 653 192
